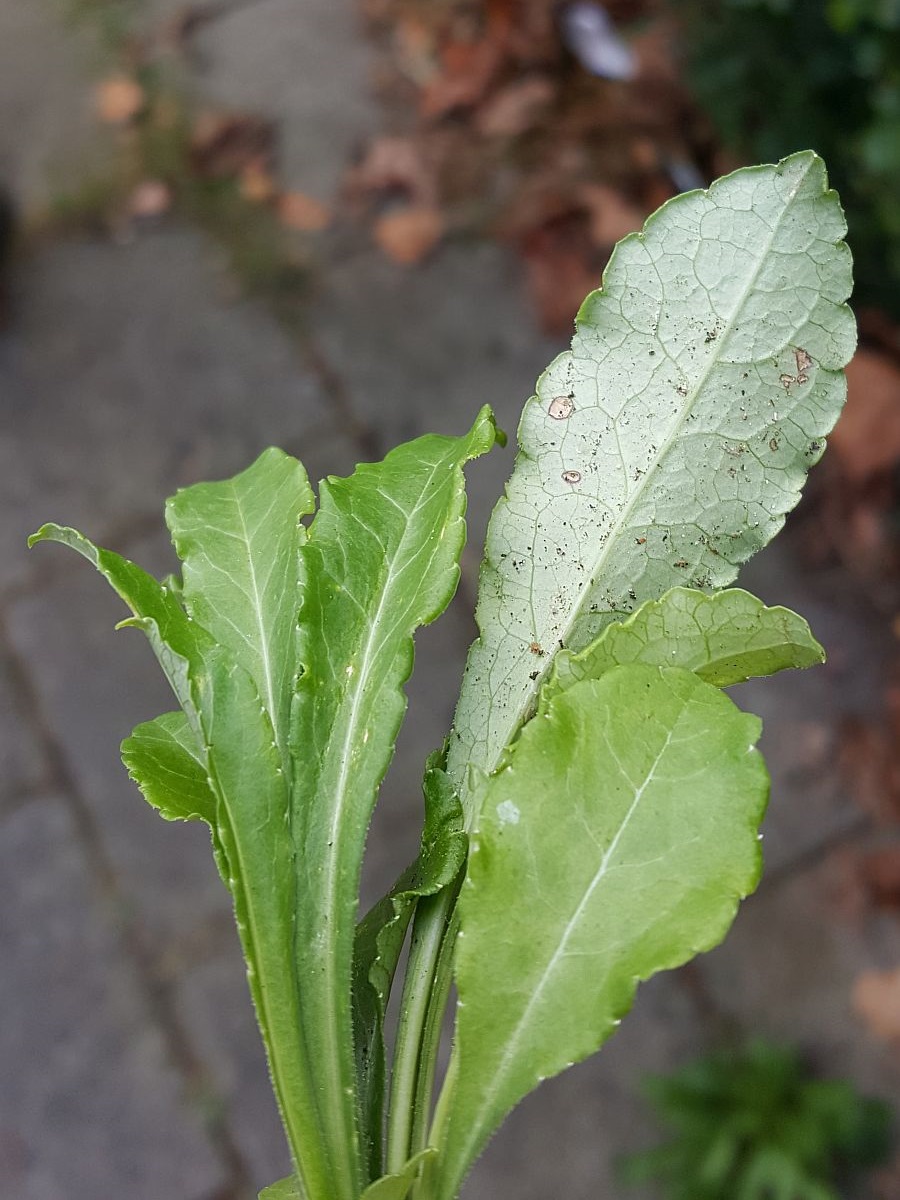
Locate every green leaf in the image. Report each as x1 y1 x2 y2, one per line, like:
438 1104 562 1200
196 650 337 1200
446 151 854 811
289 408 500 1197
361 1150 437 1200
121 711 215 824
27 523 211 727
120 711 229 881
353 754 466 1177
259 1177 306 1200
166 447 314 772
29 523 337 1199
433 665 769 1200
545 586 824 703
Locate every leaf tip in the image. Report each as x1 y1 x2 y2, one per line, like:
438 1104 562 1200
27 522 60 549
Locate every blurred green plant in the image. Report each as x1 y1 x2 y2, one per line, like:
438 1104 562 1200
622 1040 893 1200
675 0 900 317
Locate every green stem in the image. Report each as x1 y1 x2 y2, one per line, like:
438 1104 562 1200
413 1046 459 1200
386 880 460 1174
408 904 459 1158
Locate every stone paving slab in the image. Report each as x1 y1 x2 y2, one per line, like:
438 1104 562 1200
167 0 378 202
0 650 46 808
6 530 234 960
309 241 564 578
464 973 706 1199
0 794 225 1200
699 856 900 1111
175 951 294 1195
0 1 110 212
734 539 893 874
1 226 334 591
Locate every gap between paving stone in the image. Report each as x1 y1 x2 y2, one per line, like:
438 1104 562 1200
0 225 356 595
1 791 231 1200
0 605 254 1197
156 0 379 203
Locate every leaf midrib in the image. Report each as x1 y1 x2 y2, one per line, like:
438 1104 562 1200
475 157 812 791
232 482 285 760
304 452 450 1190
451 713 678 1184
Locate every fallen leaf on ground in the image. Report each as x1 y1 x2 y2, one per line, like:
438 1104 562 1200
277 191 332 232
831 348 900 485
861 847 900 911
372 205 444 265
420 39 503 120
854 968 900 1043
240 160 278 204
127 180 173 219
345 135 437 207
576 181 645 246
632 16 681 85
839 716 900 826
521 213 602 333
94 75 145 124
190 111 275 179
475 76 556 137
393 14 439 85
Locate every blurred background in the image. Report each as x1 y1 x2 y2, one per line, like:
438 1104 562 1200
2 1 900 1198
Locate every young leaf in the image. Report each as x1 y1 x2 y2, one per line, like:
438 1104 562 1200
28 524 338 1199
195 650 339 1200
121 710 230 885
258 1177 306 1200
27 524 212 724
545 586 824 702
353 756 466 1178
433 665 769 1200
360 1150 437 1200
288 408 501 1196
121 711 216 825
446 151 854 807
166 447 314 773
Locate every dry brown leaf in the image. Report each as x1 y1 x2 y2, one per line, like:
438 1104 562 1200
240 160 278 204
861 847 900 911
393 15 439 85
831 349 900 486
372 206 444 265
475 76 556 138
521 214 602 334
345 136 437 207
190 111 275 179
576 182 645 247
853 968 900 1043
94 75 145 125
632 16 681 86
277 191 332 232
839 716 900 826
127 180 173 219
420 39 503 120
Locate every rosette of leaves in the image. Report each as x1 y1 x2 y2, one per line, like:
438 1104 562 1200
31 150 855 1200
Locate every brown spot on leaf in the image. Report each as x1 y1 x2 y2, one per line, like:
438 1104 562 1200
548 395 574 420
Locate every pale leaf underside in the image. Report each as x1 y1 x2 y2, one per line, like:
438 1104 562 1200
447 151 855 804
